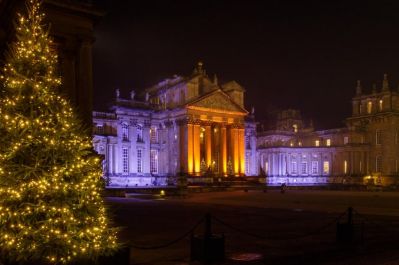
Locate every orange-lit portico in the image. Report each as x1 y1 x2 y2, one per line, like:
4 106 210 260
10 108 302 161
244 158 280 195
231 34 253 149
178 90 248 176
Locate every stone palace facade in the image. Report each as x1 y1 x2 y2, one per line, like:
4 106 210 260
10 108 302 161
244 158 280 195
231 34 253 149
93 65 399 187
257 75 399 186
93 63 257 186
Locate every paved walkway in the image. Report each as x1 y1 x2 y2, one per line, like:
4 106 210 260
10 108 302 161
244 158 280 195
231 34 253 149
107 190 399 264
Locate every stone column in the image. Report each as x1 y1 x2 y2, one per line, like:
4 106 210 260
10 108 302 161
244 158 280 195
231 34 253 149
193 124 201 175
187 123 194 174
232 128 240 175
77 39 94 127
219 125 227 175
205 125 212 168
178 122 188 173
238 128 245 175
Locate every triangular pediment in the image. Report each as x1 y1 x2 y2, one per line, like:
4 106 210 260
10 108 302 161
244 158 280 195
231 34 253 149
186 90 248 115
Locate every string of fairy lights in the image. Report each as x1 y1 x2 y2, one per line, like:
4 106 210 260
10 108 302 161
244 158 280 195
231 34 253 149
0 0 117 264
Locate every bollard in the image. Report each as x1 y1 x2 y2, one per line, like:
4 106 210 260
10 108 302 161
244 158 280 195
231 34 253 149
191 213 225 263
336 207 355 243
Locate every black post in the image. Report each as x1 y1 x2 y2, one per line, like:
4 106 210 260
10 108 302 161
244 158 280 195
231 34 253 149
205 213 212 239
347 207 353 225
191 213 225 263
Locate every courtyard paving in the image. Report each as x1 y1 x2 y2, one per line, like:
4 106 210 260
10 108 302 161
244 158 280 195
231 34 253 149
106 190 399 265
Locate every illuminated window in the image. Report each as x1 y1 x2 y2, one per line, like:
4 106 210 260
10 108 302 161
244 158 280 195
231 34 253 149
311 161 318 174
344 160 348 174
150 150 158 174
323 161 329 174
293 124 298 133
326 139 331 146
376 156 382 172
122 123 129 141
137 149 143 173
291 161 297 174
359 160 362 173
344 136 349 145
298 141 302 146
379 99 383 111
96 124 104 134
367 101 372 114
150 127 158 143
122 148 129 174
301 162 307 174
315 140 320 147
265 161 269 174
137 125 143 142
376 130 381 145
290 142 294 147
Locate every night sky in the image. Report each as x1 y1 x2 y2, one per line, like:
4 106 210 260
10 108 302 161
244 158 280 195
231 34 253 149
93 0 399 129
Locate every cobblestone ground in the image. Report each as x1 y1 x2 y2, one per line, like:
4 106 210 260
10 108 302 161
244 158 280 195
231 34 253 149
106 190 399 265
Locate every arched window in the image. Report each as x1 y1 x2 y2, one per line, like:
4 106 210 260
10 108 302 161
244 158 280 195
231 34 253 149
367 101 372 114
137 124 143 142
122 123 129 141
379 99 383 111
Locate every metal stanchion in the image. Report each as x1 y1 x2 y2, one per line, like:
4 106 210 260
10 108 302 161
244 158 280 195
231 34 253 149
191 213 225 264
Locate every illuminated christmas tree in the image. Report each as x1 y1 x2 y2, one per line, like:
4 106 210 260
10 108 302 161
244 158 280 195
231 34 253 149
0 0 118 264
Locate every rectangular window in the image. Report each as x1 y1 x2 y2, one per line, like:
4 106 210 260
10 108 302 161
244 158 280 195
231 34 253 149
344 160 348 174
376 130 381 145
122 123 129 141
96 124 104 134
344 136 349 145
122 148 129 174
367 101 372 114
326 139 331 146
137 149 143 173
291 161 297 174
323 161 329 174
311 161 318 174
360 160 362 173
301 162 307 175
150 150 158 174
265 161 269 174
315 140 320 147
376 156 382 172
150 128 158 144
379 99 383 111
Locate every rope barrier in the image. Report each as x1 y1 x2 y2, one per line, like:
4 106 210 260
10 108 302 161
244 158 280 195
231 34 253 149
126 207 398 251
213 210 347 241
352 209 399 233
129 217 204 250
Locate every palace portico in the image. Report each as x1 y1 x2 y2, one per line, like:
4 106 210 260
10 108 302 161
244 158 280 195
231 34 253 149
177 90 248 176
